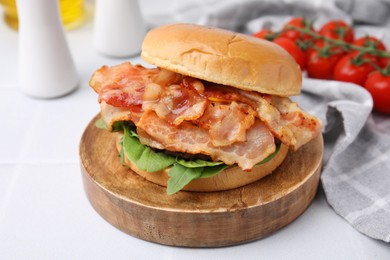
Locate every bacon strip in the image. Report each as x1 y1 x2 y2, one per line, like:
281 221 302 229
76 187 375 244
100 102 135 131
90 63 159 93
237 90 322 150
91 63 159 116
196 101 256 147
203 84 322 150
270 96 322 150
137 111 275 170
143 80 208 125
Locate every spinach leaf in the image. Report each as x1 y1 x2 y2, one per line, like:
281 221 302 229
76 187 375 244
118 137 125 165
166 159 229 194
122 126 175 172
167 164 203 195
199 164 230 179
176 158 224 168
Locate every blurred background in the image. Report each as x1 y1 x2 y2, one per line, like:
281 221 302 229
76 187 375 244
1 0 390 88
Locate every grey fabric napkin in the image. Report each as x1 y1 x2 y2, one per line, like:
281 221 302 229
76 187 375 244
298 79 390 243
143 0 390 242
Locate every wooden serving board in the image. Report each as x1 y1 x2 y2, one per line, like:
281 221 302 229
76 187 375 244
79 115 323 247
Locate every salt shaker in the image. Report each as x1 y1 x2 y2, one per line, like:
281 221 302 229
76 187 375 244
17 0 79 98
94 0 146 57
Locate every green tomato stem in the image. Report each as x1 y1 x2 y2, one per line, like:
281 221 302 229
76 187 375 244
285 25 390 58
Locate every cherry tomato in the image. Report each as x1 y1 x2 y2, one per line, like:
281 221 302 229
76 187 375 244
380 57 390 68
333 54 375 86
364 71 390 114
351 36 386 65
306 41 344 79
319 20 354 43
273 37 306 70
280 17 314 42
253 29 273 40
353 36 386 51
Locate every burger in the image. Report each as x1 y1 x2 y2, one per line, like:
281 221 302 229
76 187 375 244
90 23 322 195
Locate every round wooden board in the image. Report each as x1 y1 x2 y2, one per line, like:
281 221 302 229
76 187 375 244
79 115 323 247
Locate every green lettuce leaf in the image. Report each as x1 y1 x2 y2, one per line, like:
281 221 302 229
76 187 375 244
199 164 230 179
122 126 175 172
176 158 224 168
167 164 203 195
118 137 125 165
167 160 230 194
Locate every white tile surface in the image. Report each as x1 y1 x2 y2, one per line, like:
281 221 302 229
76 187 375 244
0 166 19 221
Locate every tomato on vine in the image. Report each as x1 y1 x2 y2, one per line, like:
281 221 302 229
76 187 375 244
364 70 390 114
380 58 390 68
319 20 354 43
253 29 274 40
280 17 314 47
251 17 390 90
306 41 344 79
333 54 375 86
273 37 306 70
351 36 386 66
351 37 390 68
353 36 386 51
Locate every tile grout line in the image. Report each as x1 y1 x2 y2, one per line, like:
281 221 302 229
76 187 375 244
0 165 23 226
0 102 44 224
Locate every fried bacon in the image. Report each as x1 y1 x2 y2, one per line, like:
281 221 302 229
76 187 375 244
236 90 322 150
90 62 322 170
143 79 208 125
195 101 256 147
137 111 275 170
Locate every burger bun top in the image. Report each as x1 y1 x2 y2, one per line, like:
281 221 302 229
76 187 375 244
141 23 302 96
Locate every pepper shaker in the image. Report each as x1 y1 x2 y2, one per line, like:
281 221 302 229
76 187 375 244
17 0 79 98
93 0 146 57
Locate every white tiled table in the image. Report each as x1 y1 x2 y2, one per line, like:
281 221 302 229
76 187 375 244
1 11 389 260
